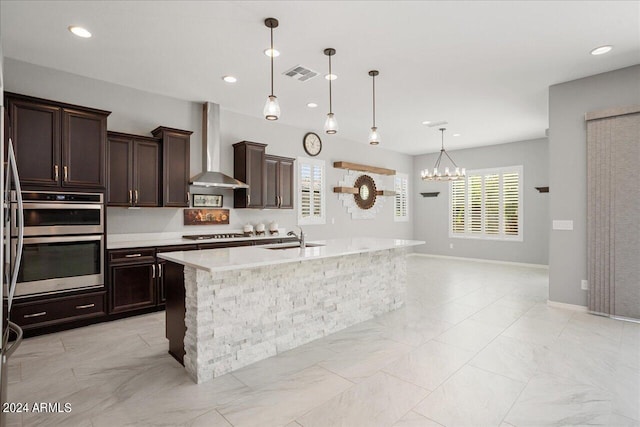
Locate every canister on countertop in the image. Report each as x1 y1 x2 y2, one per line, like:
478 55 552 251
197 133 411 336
255 223 265 236
243 223 254 237
269 221 279 236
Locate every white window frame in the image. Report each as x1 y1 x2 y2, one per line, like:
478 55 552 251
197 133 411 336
449 165 524 241
394 173 409 222
297 157 326 225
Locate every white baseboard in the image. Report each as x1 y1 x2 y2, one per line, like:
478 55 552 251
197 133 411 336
408 253 549 269
546 300 588 312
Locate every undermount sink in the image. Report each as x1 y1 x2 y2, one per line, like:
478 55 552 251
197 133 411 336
266 243 325 250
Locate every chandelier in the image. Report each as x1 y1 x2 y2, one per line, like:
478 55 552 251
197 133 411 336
421 128 465 181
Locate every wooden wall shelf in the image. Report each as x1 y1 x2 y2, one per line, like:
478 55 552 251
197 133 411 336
535 186 549 193
420 192 440 198
333 161 396 176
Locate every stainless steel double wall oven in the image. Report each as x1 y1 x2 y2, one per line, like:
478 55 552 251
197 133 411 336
10 191 104 298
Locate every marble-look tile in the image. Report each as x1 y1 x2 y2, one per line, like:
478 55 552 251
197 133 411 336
297 371 429 427
383 340 475 390
7 360 21 384
493 294 539 312
470 335 551 382
469 303 528 329
187 410 233 427
231 340 336 389
421 302 482 324
413 365 525 427
523 303 575 323
319 337 412 383
434 319 504 352
505 373 613 426
374 310 454 347
218 365 352 427
502 316 566 346
392 411 443 427
453 289 504 308
3 412 22 427
11 334 65 362
283 422 302 427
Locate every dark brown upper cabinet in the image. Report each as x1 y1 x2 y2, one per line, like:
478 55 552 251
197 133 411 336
151 126 192 207
107 132 161 207
5 93 110 190
233 141 294 209
233 141 266 208
265 155 295 209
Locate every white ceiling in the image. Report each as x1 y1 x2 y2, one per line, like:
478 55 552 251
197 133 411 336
1 1 639 155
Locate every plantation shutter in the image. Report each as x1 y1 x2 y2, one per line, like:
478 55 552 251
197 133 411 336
484 174 500 235
468 175 483 234
298 158 326 225
502 172 520 236
394 174 409 221
451 179 466 233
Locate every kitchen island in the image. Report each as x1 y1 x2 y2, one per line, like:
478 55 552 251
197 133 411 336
158 237 424 383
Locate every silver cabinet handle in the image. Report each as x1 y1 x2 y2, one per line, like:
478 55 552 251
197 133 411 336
134 190 139 205
75 303 95 309
247 194 251 206
128 190 133 205
187 192 190 205
125 253 142 258
158 263 163 278
24 311 47 318
54 164 59 181
63 165 68 182
152 264 156 279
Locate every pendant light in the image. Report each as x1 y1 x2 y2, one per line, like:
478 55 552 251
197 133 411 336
324 48 338 134
421 128 466 181
263 18 280 120
368 70 380 145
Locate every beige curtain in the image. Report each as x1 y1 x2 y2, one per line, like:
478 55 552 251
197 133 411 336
587 108 640 319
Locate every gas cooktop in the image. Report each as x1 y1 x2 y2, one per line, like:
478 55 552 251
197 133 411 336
182 233 244 240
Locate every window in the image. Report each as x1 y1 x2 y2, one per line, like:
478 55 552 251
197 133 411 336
394 173 409 222
449 165 523 241
298 157 326 225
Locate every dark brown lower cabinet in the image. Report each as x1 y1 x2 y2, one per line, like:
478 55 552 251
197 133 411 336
10 291 106 334
110 262 156 313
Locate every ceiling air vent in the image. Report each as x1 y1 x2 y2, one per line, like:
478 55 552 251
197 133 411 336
283 65 319 82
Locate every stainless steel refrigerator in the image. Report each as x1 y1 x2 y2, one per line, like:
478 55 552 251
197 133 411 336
1 49 25 427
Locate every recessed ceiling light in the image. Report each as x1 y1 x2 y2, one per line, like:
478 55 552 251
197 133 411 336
453 133 461 137
421 121 431 125
68 26 92 38
264 48 280 57
222 75 237 83
307 102 318 108
590 45 613 56
325 74 337 81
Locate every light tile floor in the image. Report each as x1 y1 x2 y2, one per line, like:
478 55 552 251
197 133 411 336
5 256 640 427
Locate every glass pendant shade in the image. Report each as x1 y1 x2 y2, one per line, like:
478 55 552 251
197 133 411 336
324 112 338 134
369 126 380 145
264 95 280 121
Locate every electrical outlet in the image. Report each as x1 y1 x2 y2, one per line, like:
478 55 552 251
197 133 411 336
449 243 454 249
581 279 589 290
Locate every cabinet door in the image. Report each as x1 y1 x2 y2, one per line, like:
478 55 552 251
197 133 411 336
133 140 160 207
162 132 190 207
110 263 156 313
62 108 107 189
233 142 266 208
8 98 61 187
107 135 133 206
278 159 295 209
264 156 279 209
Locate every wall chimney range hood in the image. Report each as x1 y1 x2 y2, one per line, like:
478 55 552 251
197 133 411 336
190 102 249 189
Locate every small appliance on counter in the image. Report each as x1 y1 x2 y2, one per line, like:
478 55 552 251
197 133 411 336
243 224 254 237
269 222 279 236
255 223 265 236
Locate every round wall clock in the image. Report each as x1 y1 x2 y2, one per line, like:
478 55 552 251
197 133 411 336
303 132 322 156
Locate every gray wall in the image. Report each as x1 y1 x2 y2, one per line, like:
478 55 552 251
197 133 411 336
4 58 413 241
548 64 640 306
413 138 549 265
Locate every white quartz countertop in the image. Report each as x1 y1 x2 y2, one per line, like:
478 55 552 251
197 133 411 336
157 238 425 273
107 230 290 250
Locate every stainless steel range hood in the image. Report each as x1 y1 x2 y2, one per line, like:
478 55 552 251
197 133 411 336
190 102 249 188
